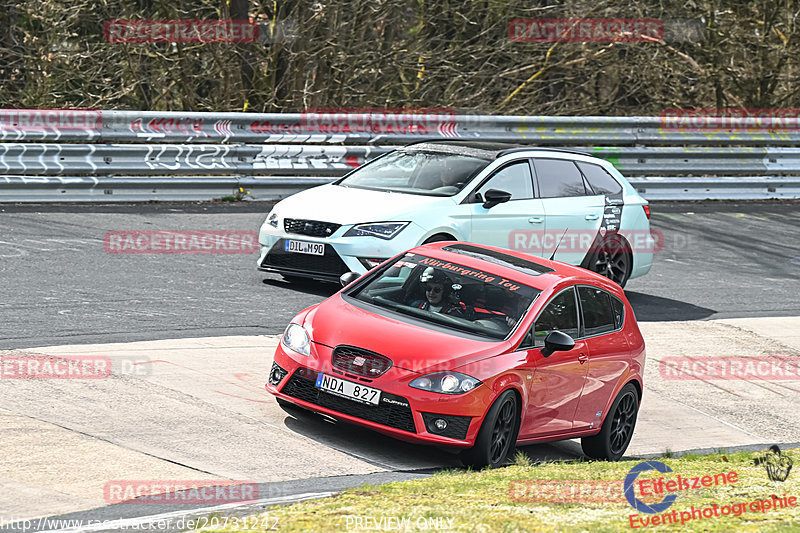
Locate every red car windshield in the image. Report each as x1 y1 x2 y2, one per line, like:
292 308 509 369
349 253 541 339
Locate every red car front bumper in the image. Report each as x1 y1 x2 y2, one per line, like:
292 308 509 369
266 342 493 448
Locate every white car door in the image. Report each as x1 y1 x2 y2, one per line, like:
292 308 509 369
533 158 605 265
466 160 546 256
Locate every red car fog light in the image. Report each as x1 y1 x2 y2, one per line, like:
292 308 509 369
421 413 472 440
269 362 288 386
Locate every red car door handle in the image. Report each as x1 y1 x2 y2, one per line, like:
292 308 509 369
578 353 589 364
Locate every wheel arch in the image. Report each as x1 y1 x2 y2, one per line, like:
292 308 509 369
580 231 634 287
476 382 525 427
494 384 524 434
600 377 642 424
487 385 524 447
580 231 633 269
616 233 633 258
421 231 459 244
627 376 643 405
503 384 523 412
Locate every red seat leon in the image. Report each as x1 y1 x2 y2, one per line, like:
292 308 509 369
266 242 645 468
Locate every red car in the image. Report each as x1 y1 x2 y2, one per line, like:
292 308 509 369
266 242 645 468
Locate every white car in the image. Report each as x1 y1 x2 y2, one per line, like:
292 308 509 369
257 141 653 287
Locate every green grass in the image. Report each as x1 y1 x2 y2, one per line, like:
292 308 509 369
192 448 800 532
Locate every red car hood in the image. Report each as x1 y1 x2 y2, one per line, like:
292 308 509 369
303 294 508 374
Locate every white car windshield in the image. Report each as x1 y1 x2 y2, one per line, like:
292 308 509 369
348 252 541 339
337 150 490 196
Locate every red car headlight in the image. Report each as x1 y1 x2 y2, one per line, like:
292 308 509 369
410 371 481 394
281 323 310 356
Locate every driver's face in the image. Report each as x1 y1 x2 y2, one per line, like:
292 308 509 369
425 283 444 305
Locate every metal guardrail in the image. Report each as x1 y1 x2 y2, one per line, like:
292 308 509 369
1 109 800 201
2 144 799 176
0 176 334 202
6 110 800 145
4 175 797 202
631 176 800 200
0 143 383 175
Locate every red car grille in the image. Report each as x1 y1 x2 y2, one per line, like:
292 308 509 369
280 370 416 433
332 346 392 378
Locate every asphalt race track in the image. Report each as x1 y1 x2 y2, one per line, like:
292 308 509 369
1 200 799 531
1 200 799 350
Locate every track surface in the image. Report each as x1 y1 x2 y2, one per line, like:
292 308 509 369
1 201 799 349
2 322 799 532
1 200 799 531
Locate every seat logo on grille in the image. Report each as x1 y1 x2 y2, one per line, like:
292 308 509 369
352 356 366 367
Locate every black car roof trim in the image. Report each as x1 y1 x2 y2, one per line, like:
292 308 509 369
496 147 593 158
401 141 594 160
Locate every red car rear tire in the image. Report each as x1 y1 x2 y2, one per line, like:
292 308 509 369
581 383 639 460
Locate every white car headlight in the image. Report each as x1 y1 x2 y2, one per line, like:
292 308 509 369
281 323 310 356
267 211 279 228
409 371 481 394
343 222 410 240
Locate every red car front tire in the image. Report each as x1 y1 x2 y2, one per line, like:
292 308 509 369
460 390 520 469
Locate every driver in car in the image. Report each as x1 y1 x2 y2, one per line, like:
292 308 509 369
412 268 472 319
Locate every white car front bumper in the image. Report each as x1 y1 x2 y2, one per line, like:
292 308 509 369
256 220 426 281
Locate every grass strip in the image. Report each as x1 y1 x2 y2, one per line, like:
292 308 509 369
193 448 800 532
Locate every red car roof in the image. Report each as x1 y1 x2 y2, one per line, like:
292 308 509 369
412 241 625 297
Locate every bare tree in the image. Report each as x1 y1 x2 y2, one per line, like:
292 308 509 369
0 0 798 114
